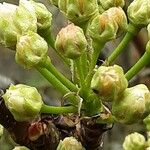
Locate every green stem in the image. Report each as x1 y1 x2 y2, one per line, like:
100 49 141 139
107 24 140 64
90 41 105 71
125 51 150 81
85 41 105 89
41 104 77 114
75 58 85 88
36 67 77 104
40 57 78 92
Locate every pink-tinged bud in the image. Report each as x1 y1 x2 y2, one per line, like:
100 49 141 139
55 24 87 59
15 31 48 69
87 7 127 43
91 65 128 102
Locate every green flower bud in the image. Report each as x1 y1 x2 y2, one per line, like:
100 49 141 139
0 3 18 49
30 0 52 30
15 31 48 69
112 84 150 124
91 65 128 102
144 114 150 131
57 137 85 150
0 124 3 138
127 0 150 28
97 0 125 13
58 0 99 25
2 84 43 122
123 132 146 150
87 7 127 43
49 0 58 6
55 24 87 59
13 0 37 34
13 146 30 150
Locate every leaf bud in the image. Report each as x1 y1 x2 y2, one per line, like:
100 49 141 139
13 0 37 35
91 65 128 102
15 31 48 69
55 24 87 59
112 84 150 124
123 132 146 150
87 7 127 43
97 0 125 13
57 137 85 150
30 0 52 30
58 0 99 25
2 84 43 122
13 146 30 150
127 0 150 28
0 3 18 49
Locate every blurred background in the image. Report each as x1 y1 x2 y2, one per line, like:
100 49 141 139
0 0 149 149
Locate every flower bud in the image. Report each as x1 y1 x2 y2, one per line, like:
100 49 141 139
30 0 52 30
2 84 43 122
87 7 127 43
49 0 58 6
15 31 48 69
97 0 125 13
0 3 18 49
91 65 128 102
13 146 30 150
13 0 37 34
55 24 87 59
123 132 146 150
57 137 85 150
58 0 99 25
127 0 150 28
112 84 150 124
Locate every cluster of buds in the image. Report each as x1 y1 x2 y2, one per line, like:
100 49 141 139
0 0 51 69
2 84 43 122
87 7 127 43
55 23 87 59
123 132 146 150
91 65 128 102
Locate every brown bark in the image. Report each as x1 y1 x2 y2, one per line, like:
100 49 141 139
0 97 111 150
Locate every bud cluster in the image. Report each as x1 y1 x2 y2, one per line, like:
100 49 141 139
0 0 51 68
